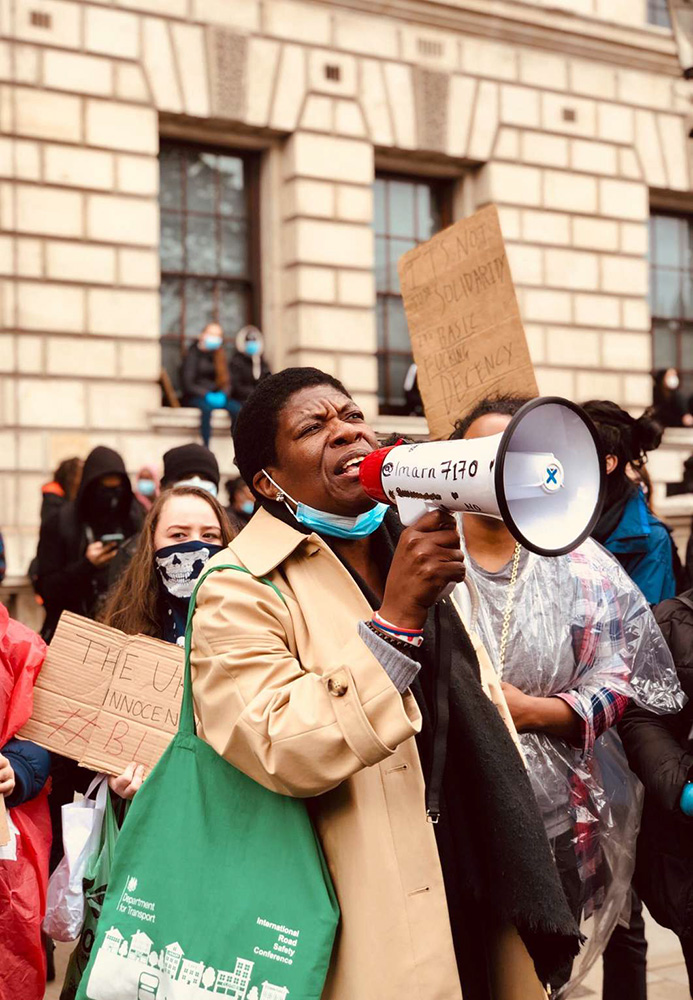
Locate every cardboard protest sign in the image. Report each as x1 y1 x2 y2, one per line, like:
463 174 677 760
19 612 183 776
398 204 538 440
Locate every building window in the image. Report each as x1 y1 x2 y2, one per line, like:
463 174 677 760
159 140 259 397
374 174 450 414
649 212 693 392
647 0 671 28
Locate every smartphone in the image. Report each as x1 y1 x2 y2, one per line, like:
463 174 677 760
100 533 124 547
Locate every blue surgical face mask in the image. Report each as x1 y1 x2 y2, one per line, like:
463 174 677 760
262 470 388 540
137 479 156 497
240 500 255 515
204 336 222 351
245 340 261 356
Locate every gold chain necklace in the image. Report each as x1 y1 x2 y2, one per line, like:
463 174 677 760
497 542 522 680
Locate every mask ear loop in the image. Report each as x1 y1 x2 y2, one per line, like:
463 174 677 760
261 470 296 516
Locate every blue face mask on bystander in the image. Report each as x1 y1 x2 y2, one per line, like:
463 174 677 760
137 479 156 497
261 470 388 540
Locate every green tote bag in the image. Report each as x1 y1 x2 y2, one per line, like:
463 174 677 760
76 563 340 1000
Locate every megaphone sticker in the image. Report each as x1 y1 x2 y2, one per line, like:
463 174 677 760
543 461 564 493
359 397 605 557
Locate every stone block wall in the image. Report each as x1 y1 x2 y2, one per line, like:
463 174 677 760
0 0 691 577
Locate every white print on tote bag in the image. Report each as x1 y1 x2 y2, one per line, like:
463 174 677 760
86 875 297 1000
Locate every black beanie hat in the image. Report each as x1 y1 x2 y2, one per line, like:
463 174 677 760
161 444 220 488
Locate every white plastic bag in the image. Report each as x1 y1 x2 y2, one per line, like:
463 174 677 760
43 774 108 942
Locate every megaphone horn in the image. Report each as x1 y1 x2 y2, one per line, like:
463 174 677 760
359 397 605 557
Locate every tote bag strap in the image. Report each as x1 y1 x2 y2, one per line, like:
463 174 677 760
179 563 287 737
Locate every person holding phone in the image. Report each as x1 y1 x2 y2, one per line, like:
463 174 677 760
36 445 146 881
36 445 144 642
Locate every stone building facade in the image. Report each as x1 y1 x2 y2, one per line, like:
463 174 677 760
0 0 691 606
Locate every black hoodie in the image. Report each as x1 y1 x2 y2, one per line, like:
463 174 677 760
36 446 143 640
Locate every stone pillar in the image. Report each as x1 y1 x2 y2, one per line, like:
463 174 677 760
0 1 160 572
282 128 377 416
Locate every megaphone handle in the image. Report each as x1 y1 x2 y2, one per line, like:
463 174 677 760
396 496 432 527
396 496 455 528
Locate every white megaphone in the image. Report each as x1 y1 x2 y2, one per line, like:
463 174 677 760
359 397 605 556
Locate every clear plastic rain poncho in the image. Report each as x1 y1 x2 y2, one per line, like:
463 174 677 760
455 534 684 997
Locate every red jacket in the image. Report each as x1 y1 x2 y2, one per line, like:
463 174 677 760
0 605 51 1000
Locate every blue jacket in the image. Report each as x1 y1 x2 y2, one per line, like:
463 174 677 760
1 737 51 809
604 490 676 605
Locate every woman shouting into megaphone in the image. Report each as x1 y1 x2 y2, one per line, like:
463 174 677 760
189 367 580 1000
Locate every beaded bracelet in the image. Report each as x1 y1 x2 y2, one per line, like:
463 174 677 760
364 620 416 654
372 611 425 648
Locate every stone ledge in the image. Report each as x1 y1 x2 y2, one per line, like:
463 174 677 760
660 427 693 449
332 0 679 76
647 428 693 519
372 414 429 440
0 577 44 632
149 406 431 439
148 406 232 432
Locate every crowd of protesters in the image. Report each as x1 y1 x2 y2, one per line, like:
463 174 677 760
5 352 693 1000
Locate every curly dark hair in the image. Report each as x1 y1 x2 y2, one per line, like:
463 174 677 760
449 394 533 439
233 367 351 494
580 400 663 474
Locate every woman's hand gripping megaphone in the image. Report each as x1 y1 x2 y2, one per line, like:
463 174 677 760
379 509 466 631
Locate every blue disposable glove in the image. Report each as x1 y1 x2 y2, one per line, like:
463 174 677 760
205 391 227 408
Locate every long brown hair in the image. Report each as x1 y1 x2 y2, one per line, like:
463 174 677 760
101 486 234 637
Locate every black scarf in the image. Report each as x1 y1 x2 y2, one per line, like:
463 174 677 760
157 589 189 646
328 514 581 997
592 481 637 544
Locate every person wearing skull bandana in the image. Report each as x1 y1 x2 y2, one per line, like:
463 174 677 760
101 485 234 645
55 487 235 1000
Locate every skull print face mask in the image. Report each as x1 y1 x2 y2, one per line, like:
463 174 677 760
155 539 223 600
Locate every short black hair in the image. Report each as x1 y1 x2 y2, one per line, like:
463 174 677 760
450 394 533 439
233 367 351 493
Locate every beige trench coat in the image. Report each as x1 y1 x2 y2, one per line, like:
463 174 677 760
190 508 547 1000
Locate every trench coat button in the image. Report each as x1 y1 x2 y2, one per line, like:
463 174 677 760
327 673 348 697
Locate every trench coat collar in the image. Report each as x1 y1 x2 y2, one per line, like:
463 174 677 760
230 506 320 576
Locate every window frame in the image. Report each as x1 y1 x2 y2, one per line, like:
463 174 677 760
374 170 453 416
159 138 262 390
647 0 672 28
649 209 693 385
